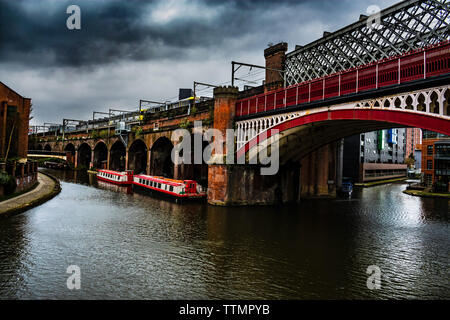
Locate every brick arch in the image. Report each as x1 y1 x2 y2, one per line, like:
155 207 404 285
94 139 108 150
126 138 149 152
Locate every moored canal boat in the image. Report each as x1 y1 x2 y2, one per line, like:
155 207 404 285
97 169 134 185
133 174 206 200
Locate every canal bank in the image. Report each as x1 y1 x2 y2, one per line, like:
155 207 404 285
0 172 61 217
354 177 408 188
403 189 450 199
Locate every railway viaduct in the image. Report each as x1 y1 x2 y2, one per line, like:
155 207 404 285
29 0 450 205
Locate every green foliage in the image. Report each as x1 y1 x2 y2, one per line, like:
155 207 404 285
132 126 143 138
91 130 99 140
99 129 109 139
203 105 214 126
0 172 16 195
190 105 197 116
179 118 191 129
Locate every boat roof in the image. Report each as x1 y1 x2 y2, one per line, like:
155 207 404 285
134 175 185 187
99 170 127 175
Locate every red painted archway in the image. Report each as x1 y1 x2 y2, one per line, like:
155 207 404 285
238 109 450 158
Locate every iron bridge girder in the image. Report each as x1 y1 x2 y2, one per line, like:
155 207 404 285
285 0 450 85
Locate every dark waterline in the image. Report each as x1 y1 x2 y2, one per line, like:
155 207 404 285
0 169 448 299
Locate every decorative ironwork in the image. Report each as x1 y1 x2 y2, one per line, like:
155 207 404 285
285 0 450 85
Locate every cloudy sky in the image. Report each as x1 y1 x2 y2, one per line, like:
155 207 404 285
0 0 399 125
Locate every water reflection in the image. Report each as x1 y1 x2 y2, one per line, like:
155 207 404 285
0 169 448 299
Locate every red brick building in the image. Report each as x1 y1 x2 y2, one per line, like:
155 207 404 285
421 130 450 191
0 81 32 160
405 128 422 160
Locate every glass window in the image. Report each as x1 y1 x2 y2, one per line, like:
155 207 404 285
427 160 433 170
427 145 433 155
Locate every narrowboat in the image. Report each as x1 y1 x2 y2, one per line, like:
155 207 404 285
133 174 206 200
97 169 134 185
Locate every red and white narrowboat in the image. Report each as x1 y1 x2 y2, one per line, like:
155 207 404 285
133 174 206 199
97 169 134 185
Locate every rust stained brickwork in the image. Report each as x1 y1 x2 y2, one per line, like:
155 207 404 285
0 82 31 160
207 86 238 205
264 42 288 92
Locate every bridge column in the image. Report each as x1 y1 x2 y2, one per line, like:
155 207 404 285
106 149 110 170
74 150 78 169
90 150 94 170
207 86 238 205
146 149 151 175
300 142 338 198
264 42 287 92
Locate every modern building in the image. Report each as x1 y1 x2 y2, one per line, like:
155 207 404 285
0 81 32 160
343 129 407 183
405 128 422 159
414 145 422 172
421 130 450 191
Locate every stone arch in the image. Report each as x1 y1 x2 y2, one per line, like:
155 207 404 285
150 137 174 178
127 139 148 174
77 143 92 169
394 97 401 108
44 144 52 151
109 140 126 171
36 144 43 151
64 143 75 154
383 99 390 108
64 143 76 164
93 141 108 169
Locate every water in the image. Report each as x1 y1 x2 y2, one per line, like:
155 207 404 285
0 169 448 299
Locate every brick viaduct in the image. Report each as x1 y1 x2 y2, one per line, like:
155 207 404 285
29 43 343 206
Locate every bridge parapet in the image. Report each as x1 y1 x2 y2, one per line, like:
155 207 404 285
236 84 450 157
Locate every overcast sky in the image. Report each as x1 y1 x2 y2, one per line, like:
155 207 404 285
0 0 399 125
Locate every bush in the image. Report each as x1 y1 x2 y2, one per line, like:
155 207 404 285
99 129 109 139
0 172 16 195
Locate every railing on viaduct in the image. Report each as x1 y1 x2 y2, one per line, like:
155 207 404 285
236 41 449 118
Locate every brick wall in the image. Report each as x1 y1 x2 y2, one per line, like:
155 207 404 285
0 82 31 160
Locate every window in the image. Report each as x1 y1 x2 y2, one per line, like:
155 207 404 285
427 145 433 155
169 186 173 192
427 160 433 170
425 174 432 187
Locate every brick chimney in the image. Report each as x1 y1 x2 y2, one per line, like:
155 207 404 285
264 42 288 92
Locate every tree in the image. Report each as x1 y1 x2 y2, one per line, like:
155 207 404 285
405 156 415 168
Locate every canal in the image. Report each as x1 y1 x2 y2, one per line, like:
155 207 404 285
0 169 448 299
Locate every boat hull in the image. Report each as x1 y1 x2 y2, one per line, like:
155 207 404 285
133 183 206 202
97 175 132 185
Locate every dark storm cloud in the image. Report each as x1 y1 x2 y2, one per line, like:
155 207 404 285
0 0 340 68
0 0 399 125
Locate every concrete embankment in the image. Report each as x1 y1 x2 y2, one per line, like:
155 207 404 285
403 189 450 199
0 172 61 217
